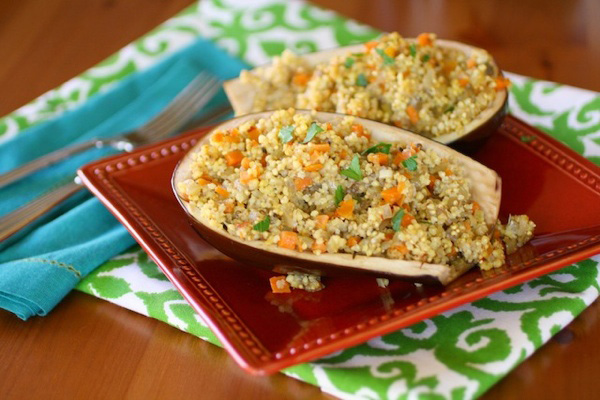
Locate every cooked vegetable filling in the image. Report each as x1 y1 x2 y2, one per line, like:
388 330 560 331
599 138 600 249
238 32 508 138
178 110 534 272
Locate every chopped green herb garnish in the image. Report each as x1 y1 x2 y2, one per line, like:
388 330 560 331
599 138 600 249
444 105 455 113
278 125 295 143
356 73 368 87
340 154 363 181
402 155 418 171
362 142 392 155
392 209 405 231
520 135 536 143
375 48 395 65
352 52 365 57
344 57 355 68
409 43 417 58
253 215 270 232
334 185 345 206
302 122 324 143
421 54 430 62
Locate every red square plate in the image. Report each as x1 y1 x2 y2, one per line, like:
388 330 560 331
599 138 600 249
78 115 600 375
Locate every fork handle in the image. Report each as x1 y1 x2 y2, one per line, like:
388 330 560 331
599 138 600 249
0 179 83 242
0 139 103 189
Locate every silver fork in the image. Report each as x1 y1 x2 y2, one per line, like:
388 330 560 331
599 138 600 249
0 71 223 242
0 71 220 189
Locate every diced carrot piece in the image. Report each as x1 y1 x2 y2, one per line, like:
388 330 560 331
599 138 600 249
393 120 403 128
364 41 378 51
292 72 311 86
335 199 355 219
225 150 244 167
270 276 291 294
212 132 225 143
278 231 298 250
248 126 260 140
224 202 235 213
381 187 403 205
401 213 415 228
493 228 501 240
312 241 327 253
417 33 432 47
312 143 330 153
241 157 251 169
197 178 211 186
392 244 409 255
326 123 332 130
466 59 477 69
445 167 453 176
442 60 457 75
294 177 312 191
384 232 395 241
216 186 229 198
393 149 413 165
384 47 397 58
495 76 511 91
339 150 348 160
347 236 361 247
367 152 389 165
406 105 419 124
352 124 371 139
472 202 481 213
352 124 364 135
304 163 323 172
309 151 321 163
315 215 329 230
368 75 377 83
428 174 438 191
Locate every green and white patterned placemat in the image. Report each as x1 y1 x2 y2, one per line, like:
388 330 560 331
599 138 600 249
2 1 599 399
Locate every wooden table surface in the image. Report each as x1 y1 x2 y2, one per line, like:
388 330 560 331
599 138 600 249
1 1 599 399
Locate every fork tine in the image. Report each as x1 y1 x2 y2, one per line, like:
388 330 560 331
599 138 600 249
140 76 221 142
136 71 212 135
137 73 220 141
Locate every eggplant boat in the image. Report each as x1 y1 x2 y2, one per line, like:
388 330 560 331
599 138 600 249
173 110 534 286
224 32 508 148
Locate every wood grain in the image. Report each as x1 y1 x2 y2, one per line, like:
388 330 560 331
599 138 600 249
0 0 598 399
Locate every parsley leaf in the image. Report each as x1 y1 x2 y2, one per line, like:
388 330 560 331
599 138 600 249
334 185 345 206
302 122 324 144
392 209 405 231
444 105 455 113
520 135 536 143
402 155 418 171
253 215 270 232
278 125 295 143
375 48 395 65
409 43 417 58
421 54 430 62
356 73 368 87
352 52 364 57
344 57 355 68
362 142 392 155
340 154 363 181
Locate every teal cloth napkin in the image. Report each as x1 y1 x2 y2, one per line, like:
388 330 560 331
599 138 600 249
0 39 248 319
